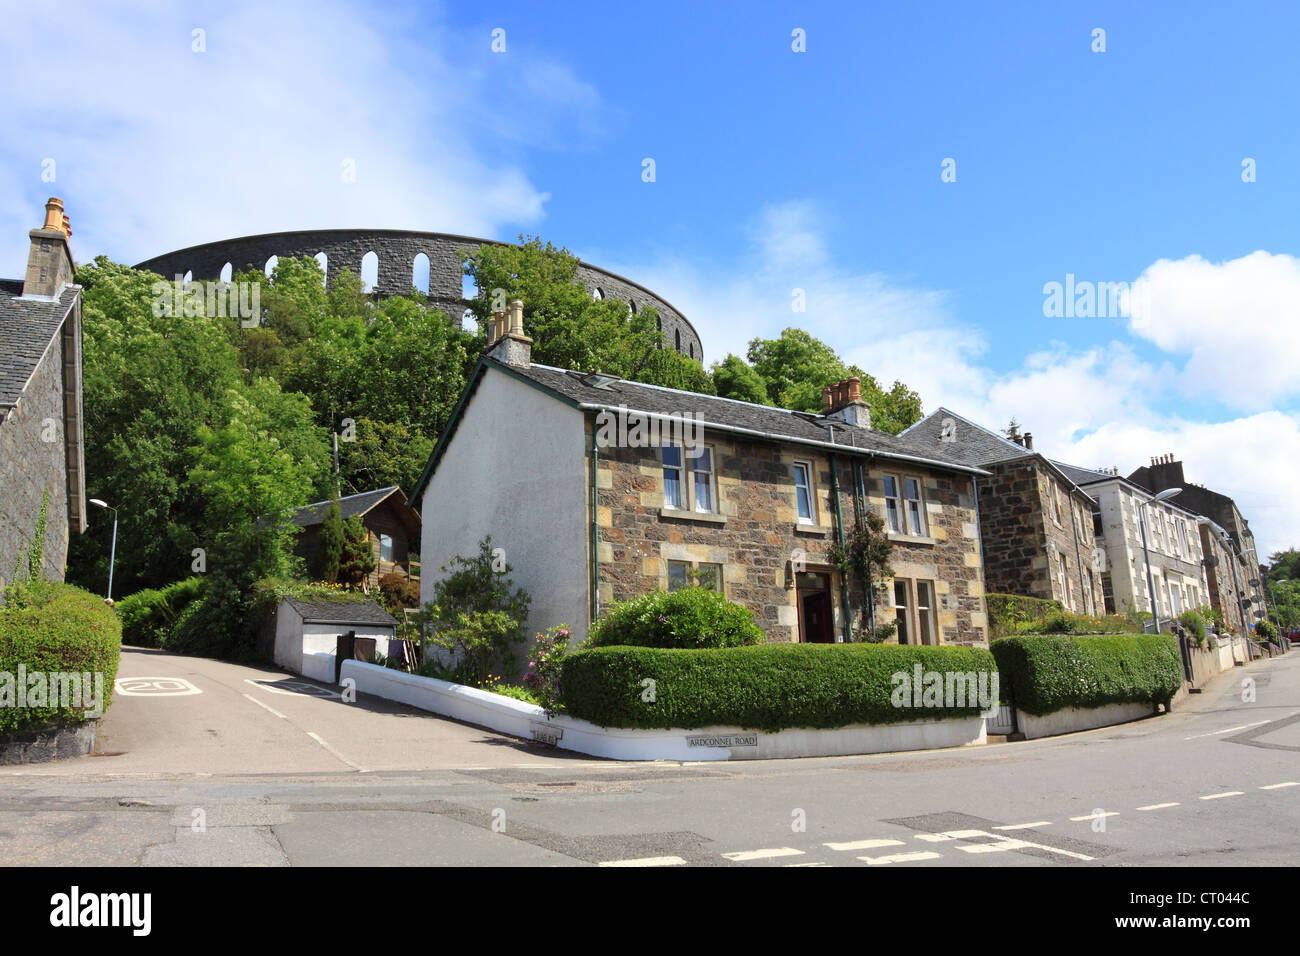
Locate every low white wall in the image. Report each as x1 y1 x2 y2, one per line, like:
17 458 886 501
338 660 986 761
1216 636 1236 671
1016 701 1156 740
302 651 336 684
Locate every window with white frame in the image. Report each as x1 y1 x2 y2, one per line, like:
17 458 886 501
379 534 394 563
893 580 911 644
903 478 927 536
883 475 902 533
893 578 936 645
883 474 926 536
1083 567 1096 615
1050 479 1063 526
662 444 717 513
1058 552 1071 610
793 461 815 523
915 580 936 644
667 559 723 594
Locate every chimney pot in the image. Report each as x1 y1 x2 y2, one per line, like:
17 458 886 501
1024 431 1033 451
821 385 834 412
42 197 64 232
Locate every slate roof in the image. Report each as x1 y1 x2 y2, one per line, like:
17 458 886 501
0 279 78 409
900 406 1035 468
1050 461 1122 488
284 597 397 627
501 362 990 475
289 486 405 527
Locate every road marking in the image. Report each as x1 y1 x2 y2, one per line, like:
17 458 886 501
307 732 367 772
722 847 804 862
993 821 1052 831
598 856 686 867
1200 791 1244 800
1260 782 1299 790
1184 720 1268 740
859 851 942 865
1137 802 1180 811
1070 811 1119 821
114 677 202 697
242 693 287 719
959 839 1033 854
915 829 987 842
244 678 341 700
824 839 905 851
785 862 830 867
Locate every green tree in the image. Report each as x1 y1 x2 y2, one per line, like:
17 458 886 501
337 418 436 496
337 515 376 588
738 328 922 433
465 237 714 394
711 353 771 405
320 496 345 584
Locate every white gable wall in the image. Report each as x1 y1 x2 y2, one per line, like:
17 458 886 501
419 368 591 648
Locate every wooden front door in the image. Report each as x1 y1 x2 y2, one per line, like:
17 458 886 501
796 572 835 643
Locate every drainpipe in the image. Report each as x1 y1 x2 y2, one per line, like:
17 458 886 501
590 421 600 623
830 451 852 643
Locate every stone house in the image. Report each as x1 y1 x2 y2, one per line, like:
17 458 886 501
288 486 421 588
902 409 1106 615
0 198 87 594
1128 455 1267 631
412 301 991 649
1052 463 1210 624
1197 516 1250 635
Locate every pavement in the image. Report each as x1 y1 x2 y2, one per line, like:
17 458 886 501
0 645 1296 867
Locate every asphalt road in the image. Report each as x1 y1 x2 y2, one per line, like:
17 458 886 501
0 645 1296 867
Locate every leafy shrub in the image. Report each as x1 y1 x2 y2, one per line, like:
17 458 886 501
378 572 420 618
491 684 543 705
990 634 1182 716
523 625 571 712
1254 620 1278 642
560 643 996 732
422 537 531 681
1177 610 1208 647
986 593 1064 638
0 582 122 734
1017 609 1141 636
587 588 764 650
116 576 205 647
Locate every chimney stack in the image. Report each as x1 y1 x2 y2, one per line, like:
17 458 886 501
23 197 76 299
1023 432 1033 451
487 297 532 368
821 376 870 427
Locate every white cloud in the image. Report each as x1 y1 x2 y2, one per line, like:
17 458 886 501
1128 250 1300 410
617 202 1298 555
0 0 606 270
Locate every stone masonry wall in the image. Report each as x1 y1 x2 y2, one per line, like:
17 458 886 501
135 229 704 361
592 420 987 645
977 461 1105 614
0 328 71 591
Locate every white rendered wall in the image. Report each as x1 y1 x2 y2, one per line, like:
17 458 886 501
419 368 591 646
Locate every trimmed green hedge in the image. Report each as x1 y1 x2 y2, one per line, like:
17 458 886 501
560 643 997 732
117 576 204 647
588 588 764 649
0 582 122 734
990 634 1181 717
987 593 1063 638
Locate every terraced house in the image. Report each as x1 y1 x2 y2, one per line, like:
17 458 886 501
0 198 87 595
903 409 1107 616
412 301 992 649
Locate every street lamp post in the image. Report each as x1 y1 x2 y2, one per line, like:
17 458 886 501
88 499 118 603
1137 488 1182 634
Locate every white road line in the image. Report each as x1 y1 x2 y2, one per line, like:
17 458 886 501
598 856 686 867
722 847 804 862
824 839 905 851
1137 802 1180 811
994 821 1052 831
1261 782 1299 790
859 851 942 865
785 862 830 867
915 829 987 842
307 732 367 772
1070 811 1119 821
1183 720 1269 740
1200 791 1244 800
242 693 287 719
959 839 1033 854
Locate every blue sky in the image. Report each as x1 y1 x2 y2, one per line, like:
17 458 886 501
2 1 1297 553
